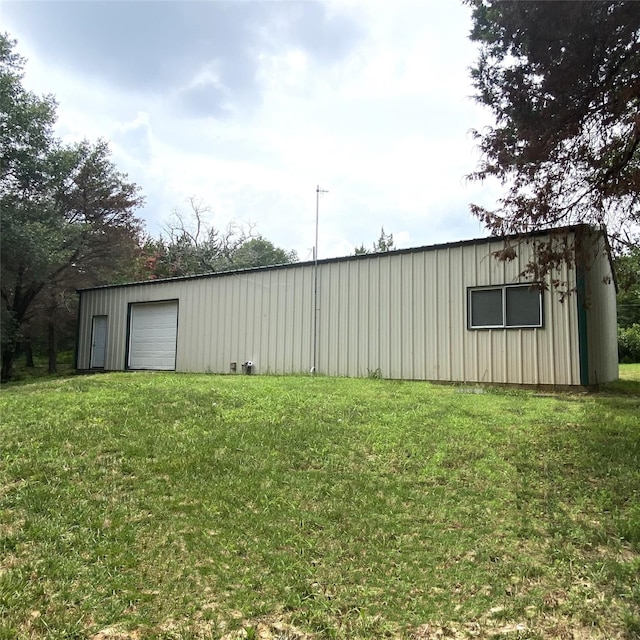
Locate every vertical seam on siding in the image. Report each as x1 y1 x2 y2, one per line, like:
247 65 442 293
74 292 83 370
576 266 589 386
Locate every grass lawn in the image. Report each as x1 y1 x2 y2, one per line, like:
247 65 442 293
1 366 639 639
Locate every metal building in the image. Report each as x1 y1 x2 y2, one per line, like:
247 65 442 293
76 225 618 386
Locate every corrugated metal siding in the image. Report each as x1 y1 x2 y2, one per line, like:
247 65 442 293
78 266 316 375
585 234 619 384
77 232 597 385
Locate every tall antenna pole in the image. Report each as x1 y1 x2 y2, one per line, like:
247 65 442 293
312 185 328 374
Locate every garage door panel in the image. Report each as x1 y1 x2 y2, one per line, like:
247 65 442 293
128 301 178 370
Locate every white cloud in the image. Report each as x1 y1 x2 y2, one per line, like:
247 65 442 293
3 0 502 260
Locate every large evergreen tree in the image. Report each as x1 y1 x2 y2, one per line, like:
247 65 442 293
0 34 143 380
354 227 395 255
466 1 640 276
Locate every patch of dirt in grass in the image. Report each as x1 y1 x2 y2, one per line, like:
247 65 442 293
409 615 629 639
0 551 19 573
220 619 315 639
147 612 314 640
0 479 27 498
410 622 482 638
590 544 639 564
89 627 143 640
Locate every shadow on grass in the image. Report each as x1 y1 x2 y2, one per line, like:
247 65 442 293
506 387 640 634
514 390 640 545
598 377 640 396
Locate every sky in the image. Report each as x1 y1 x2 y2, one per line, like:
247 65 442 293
1 0 502 261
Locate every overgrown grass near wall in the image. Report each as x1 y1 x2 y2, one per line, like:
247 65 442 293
1 368 639 639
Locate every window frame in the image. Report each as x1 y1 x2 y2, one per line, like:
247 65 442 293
467 284 543 330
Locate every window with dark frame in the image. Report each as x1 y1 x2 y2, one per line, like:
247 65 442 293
468 284 542 329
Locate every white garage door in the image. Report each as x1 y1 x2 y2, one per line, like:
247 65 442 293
128 301 178 370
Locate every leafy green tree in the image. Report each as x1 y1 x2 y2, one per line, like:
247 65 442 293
0 33 56 202
138 199 296 279
466 1 640 277
1 139 143 379
615 248 640 328
1 33 59 379
229 237 297 270
0 35 143 379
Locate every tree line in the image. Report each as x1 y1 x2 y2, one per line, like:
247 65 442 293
0 33 398 381
0 34 299 381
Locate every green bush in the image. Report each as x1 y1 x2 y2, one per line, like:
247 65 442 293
618 324 640 363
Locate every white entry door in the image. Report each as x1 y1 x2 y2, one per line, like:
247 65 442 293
128 301 178 370
90 315 108 368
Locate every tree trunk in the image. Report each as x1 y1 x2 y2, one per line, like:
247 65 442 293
48 317 57 374
24 340 34 368
1 348 15 382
